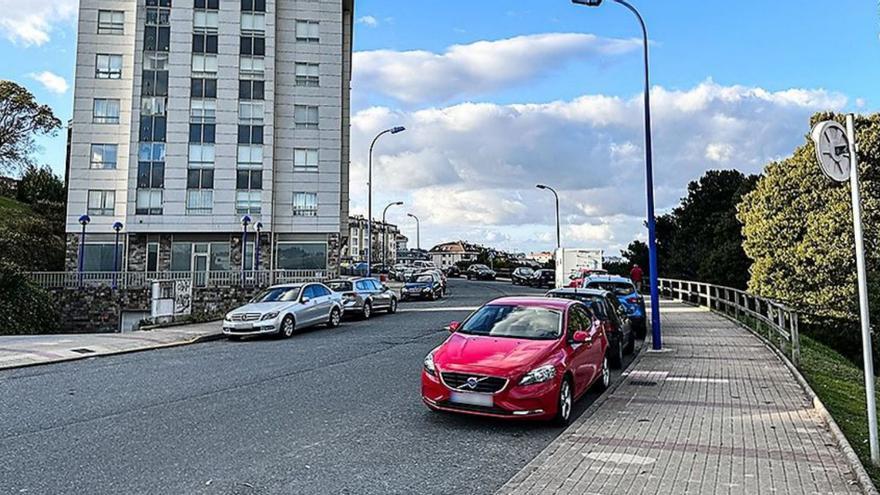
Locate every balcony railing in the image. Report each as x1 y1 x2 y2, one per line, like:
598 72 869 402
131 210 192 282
27 270 336 290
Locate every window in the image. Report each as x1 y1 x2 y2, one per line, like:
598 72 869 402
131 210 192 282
142 70 169 96
239 56 265 79
87 190 116 216
210 242 231 271
239 101 264 124
146 242 159 272
293 192 318 216
139 142 166 163
144 26 171 51
141 97 167 116
194 10 219 32
187 168 214 189
240 35 265 56
137 161 165 189
96 54 123 79
238 125 263 145
192 54 218 74
236 191 262 214
139 116 167 142
191 99 216 123
191 78 218 99
136 189 163 216
241 0 266 12
295 63 319 87
296 20 319 43
236 169 262 190
238 145 263 166
294 148 318 172
190 123 216 144
93 99 120 124
276 243 327 270
143 52 169 70
189 144 215 166
145 5 171 25
83 244 123 272
192 34 218 54
239 80 265 100
294 105 319 129
241 13 265 33
98 10 125 35
195 0 219 9
90 144 118 169
186 187 213 215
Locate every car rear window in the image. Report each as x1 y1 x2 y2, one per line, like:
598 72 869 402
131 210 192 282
327 281 353 292
586 281 636 296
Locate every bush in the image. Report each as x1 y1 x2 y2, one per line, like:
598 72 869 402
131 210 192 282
0 262 60 335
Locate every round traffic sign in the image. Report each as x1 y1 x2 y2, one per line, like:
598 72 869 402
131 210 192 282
811 120 851 183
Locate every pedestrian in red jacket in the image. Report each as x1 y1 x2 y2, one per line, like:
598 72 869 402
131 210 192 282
630 264 644 292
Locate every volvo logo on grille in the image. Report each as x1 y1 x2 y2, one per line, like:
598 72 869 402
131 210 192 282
466 377 479 389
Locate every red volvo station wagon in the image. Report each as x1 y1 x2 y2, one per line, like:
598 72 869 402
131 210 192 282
421 297 610 425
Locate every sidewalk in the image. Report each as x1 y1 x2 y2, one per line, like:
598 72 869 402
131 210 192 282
0 321 222 370
499 301 870 494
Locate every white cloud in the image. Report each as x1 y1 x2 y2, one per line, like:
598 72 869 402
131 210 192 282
351 80 847 254
30 71 69 94
353 33 640 105
0 0 77 45
357 15 378 27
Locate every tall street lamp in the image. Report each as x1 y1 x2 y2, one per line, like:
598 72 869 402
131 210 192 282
240 215 252 283
536 184 561 249
573 0 662 349
255 222 263 282
407 213 421 251
112 221 124 289
77 214 90 286
367 126 406 277
382 201 404 270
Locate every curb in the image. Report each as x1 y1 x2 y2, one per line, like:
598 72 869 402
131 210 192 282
709 307 878 495
0 331 225 372
496 339 650 494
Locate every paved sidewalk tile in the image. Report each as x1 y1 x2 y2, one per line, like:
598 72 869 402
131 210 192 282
0 321 222 370
499 301 865 495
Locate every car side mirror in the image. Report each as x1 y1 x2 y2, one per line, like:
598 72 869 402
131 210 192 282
446 321 461 332
301 296 311 304
382 284 389 291
572 330 590 343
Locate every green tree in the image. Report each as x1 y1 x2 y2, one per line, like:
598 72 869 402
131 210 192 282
16 165 65 204
0 81 62 173
0 262 60 334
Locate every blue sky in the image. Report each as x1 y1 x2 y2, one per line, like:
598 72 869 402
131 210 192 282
1 0 878 253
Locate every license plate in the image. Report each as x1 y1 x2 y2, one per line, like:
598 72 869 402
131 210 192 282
450 391 493 407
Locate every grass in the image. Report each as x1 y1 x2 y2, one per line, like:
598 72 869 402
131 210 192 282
0 195 31 216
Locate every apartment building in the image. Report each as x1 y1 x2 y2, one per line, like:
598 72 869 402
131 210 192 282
346 215 399 266
65 0 353 276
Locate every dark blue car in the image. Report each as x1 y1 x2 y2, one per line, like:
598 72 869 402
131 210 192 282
401 272 444 301
583 275 647 338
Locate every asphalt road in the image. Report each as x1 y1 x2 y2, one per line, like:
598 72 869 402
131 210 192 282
0 279 641 495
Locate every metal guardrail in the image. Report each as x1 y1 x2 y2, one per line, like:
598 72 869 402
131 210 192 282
658 278 800 365
27 270 335 290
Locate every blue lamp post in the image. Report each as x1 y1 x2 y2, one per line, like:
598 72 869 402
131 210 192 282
77 214 91 286
572 0 662 349
255 222 263 277
112 221 124 289
241 215 252 283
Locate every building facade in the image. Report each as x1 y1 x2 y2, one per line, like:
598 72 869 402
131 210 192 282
429 241 481 269
66 0 354 277
346 215 399 266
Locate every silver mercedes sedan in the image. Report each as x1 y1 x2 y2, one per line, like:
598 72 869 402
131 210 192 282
222 283 344 339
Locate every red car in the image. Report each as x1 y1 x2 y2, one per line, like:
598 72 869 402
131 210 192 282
567 268 609 288
421 297 610 425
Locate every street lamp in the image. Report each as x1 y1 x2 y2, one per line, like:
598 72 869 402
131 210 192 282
536 184 561 249
240 215 252 280
367 126 406 277
112 221 124 289
573 0 662 349
255 222 263 282
382 201 404 270
77 214 90 286
407 213 421 251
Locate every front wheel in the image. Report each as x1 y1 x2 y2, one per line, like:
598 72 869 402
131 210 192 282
609 341 624 369
554 378 574 426
327 307 342 328
387 298 398 314
280 315 296 338
594 356 610 392
362 301 372 320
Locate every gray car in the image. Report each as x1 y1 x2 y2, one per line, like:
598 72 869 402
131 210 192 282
222 283 344 339
327 277 398 319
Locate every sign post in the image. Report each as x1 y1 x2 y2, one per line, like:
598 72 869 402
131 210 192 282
812 115 878 465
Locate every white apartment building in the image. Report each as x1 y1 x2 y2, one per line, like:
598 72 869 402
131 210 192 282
346 215 399 266
65 0 353 276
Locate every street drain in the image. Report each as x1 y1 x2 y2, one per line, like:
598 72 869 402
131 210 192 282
70 348 96 354
629 380 658 386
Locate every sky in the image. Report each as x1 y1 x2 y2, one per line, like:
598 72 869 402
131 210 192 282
1 0 878 256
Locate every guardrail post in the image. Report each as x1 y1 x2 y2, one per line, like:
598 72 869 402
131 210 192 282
791 312 800 365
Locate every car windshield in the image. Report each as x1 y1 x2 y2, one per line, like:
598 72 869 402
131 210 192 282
587 281 635 296
548 292 602 305
517 268 534 275
326 281 352 292
251 287 301 303
409 275 433 283
472 265 489 270
458 305 562 340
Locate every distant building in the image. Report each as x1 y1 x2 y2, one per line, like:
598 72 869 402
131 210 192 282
529 251 554 264
429 241 481 269
346 215 400 265
395 234 409 252
397 248 430 264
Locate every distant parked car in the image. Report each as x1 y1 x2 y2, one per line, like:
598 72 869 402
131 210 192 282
223 283 343 339
511 266 535 285
420 269 448 294
529 269 556 289
567 268 610 288
582 275 646 338
466 264 497 281
422 296 610 425
546 288 635 369
444 265 461 278
327 277 398 319
401 272 444 301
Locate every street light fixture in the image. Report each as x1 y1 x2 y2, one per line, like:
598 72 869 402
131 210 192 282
572 0 663 350
255 222 263 276
367 126 407 277
112 221 124 290
382 201 404 271
407 213 421 251
535 184 561 250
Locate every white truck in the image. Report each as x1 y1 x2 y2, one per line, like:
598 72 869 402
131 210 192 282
554 248 604 288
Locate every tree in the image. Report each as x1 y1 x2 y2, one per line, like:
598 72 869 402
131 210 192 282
16 165 65 204
0 81 62 174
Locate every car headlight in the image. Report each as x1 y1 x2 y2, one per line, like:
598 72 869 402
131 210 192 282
423 352 436 376
261 312 279 321
224 313 233 322
422 287 430 292
519 365 557 386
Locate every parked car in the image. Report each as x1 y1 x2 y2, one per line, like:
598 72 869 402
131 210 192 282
545 288 635 368
420 269 448 294
401 272 444 301
465 264 497 281
567 268 610 288
511 266 536 285
223 283 343 339
582 275 647 338
413 260 438 271
444 265 461 278
327 277 398 319
529 269 556 289
421 297 610 425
